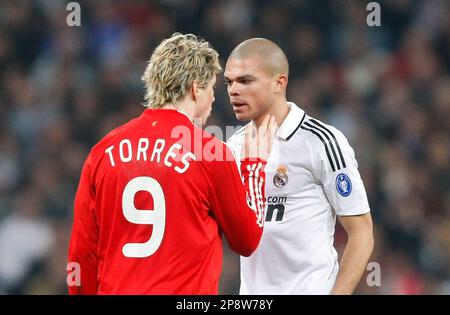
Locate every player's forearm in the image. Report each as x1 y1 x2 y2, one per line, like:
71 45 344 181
213 158 266 257
331 231 374 295
235 158 266 256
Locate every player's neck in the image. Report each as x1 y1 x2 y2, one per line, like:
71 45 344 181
161 102 195 121
254 99 289 127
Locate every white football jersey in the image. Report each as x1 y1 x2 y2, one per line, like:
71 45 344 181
227 102 371 295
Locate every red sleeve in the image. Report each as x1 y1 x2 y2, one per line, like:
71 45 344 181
67 153 99 294
208 146 267 257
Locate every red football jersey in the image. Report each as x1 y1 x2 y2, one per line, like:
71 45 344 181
67 109 266 294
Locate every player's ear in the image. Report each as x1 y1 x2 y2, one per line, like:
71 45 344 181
191 82 200 101
275 74 288 94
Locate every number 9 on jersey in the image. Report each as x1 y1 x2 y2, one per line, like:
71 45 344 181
122 176 166 258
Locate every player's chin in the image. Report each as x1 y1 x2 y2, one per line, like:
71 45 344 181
236 114 253 121
234 111 252 122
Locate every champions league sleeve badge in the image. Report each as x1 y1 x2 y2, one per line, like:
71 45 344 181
273 165 289 188
336 173 352 197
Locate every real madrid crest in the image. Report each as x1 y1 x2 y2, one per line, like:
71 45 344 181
273 165 288 188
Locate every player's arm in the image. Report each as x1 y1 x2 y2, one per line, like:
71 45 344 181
67 154 99 294
210 115 276 256
331 213 374 294
209 156 266 256
309 123 373 294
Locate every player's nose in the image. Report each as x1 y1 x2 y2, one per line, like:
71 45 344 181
228 82 239 96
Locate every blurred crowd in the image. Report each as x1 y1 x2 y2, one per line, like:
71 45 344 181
0 0 449 294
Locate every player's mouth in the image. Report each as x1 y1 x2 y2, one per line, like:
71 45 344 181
231 101 248 112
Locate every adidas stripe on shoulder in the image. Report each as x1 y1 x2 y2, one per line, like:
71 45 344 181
301 118 347 172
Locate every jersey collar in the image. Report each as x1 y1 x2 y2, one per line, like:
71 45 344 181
142 108 194 124
276 102 306 141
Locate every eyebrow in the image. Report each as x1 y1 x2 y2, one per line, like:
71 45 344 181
224 75 256 82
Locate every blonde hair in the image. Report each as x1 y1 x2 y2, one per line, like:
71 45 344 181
142 33 222 108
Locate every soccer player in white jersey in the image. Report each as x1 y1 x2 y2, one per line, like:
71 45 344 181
225 38 374 295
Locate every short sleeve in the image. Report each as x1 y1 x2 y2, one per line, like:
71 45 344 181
309 123 370 216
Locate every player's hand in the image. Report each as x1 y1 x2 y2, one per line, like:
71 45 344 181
241 114 277 161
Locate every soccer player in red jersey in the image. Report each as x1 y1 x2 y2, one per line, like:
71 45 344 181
67 33 276 294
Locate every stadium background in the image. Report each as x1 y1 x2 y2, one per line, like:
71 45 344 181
0 0 449 294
